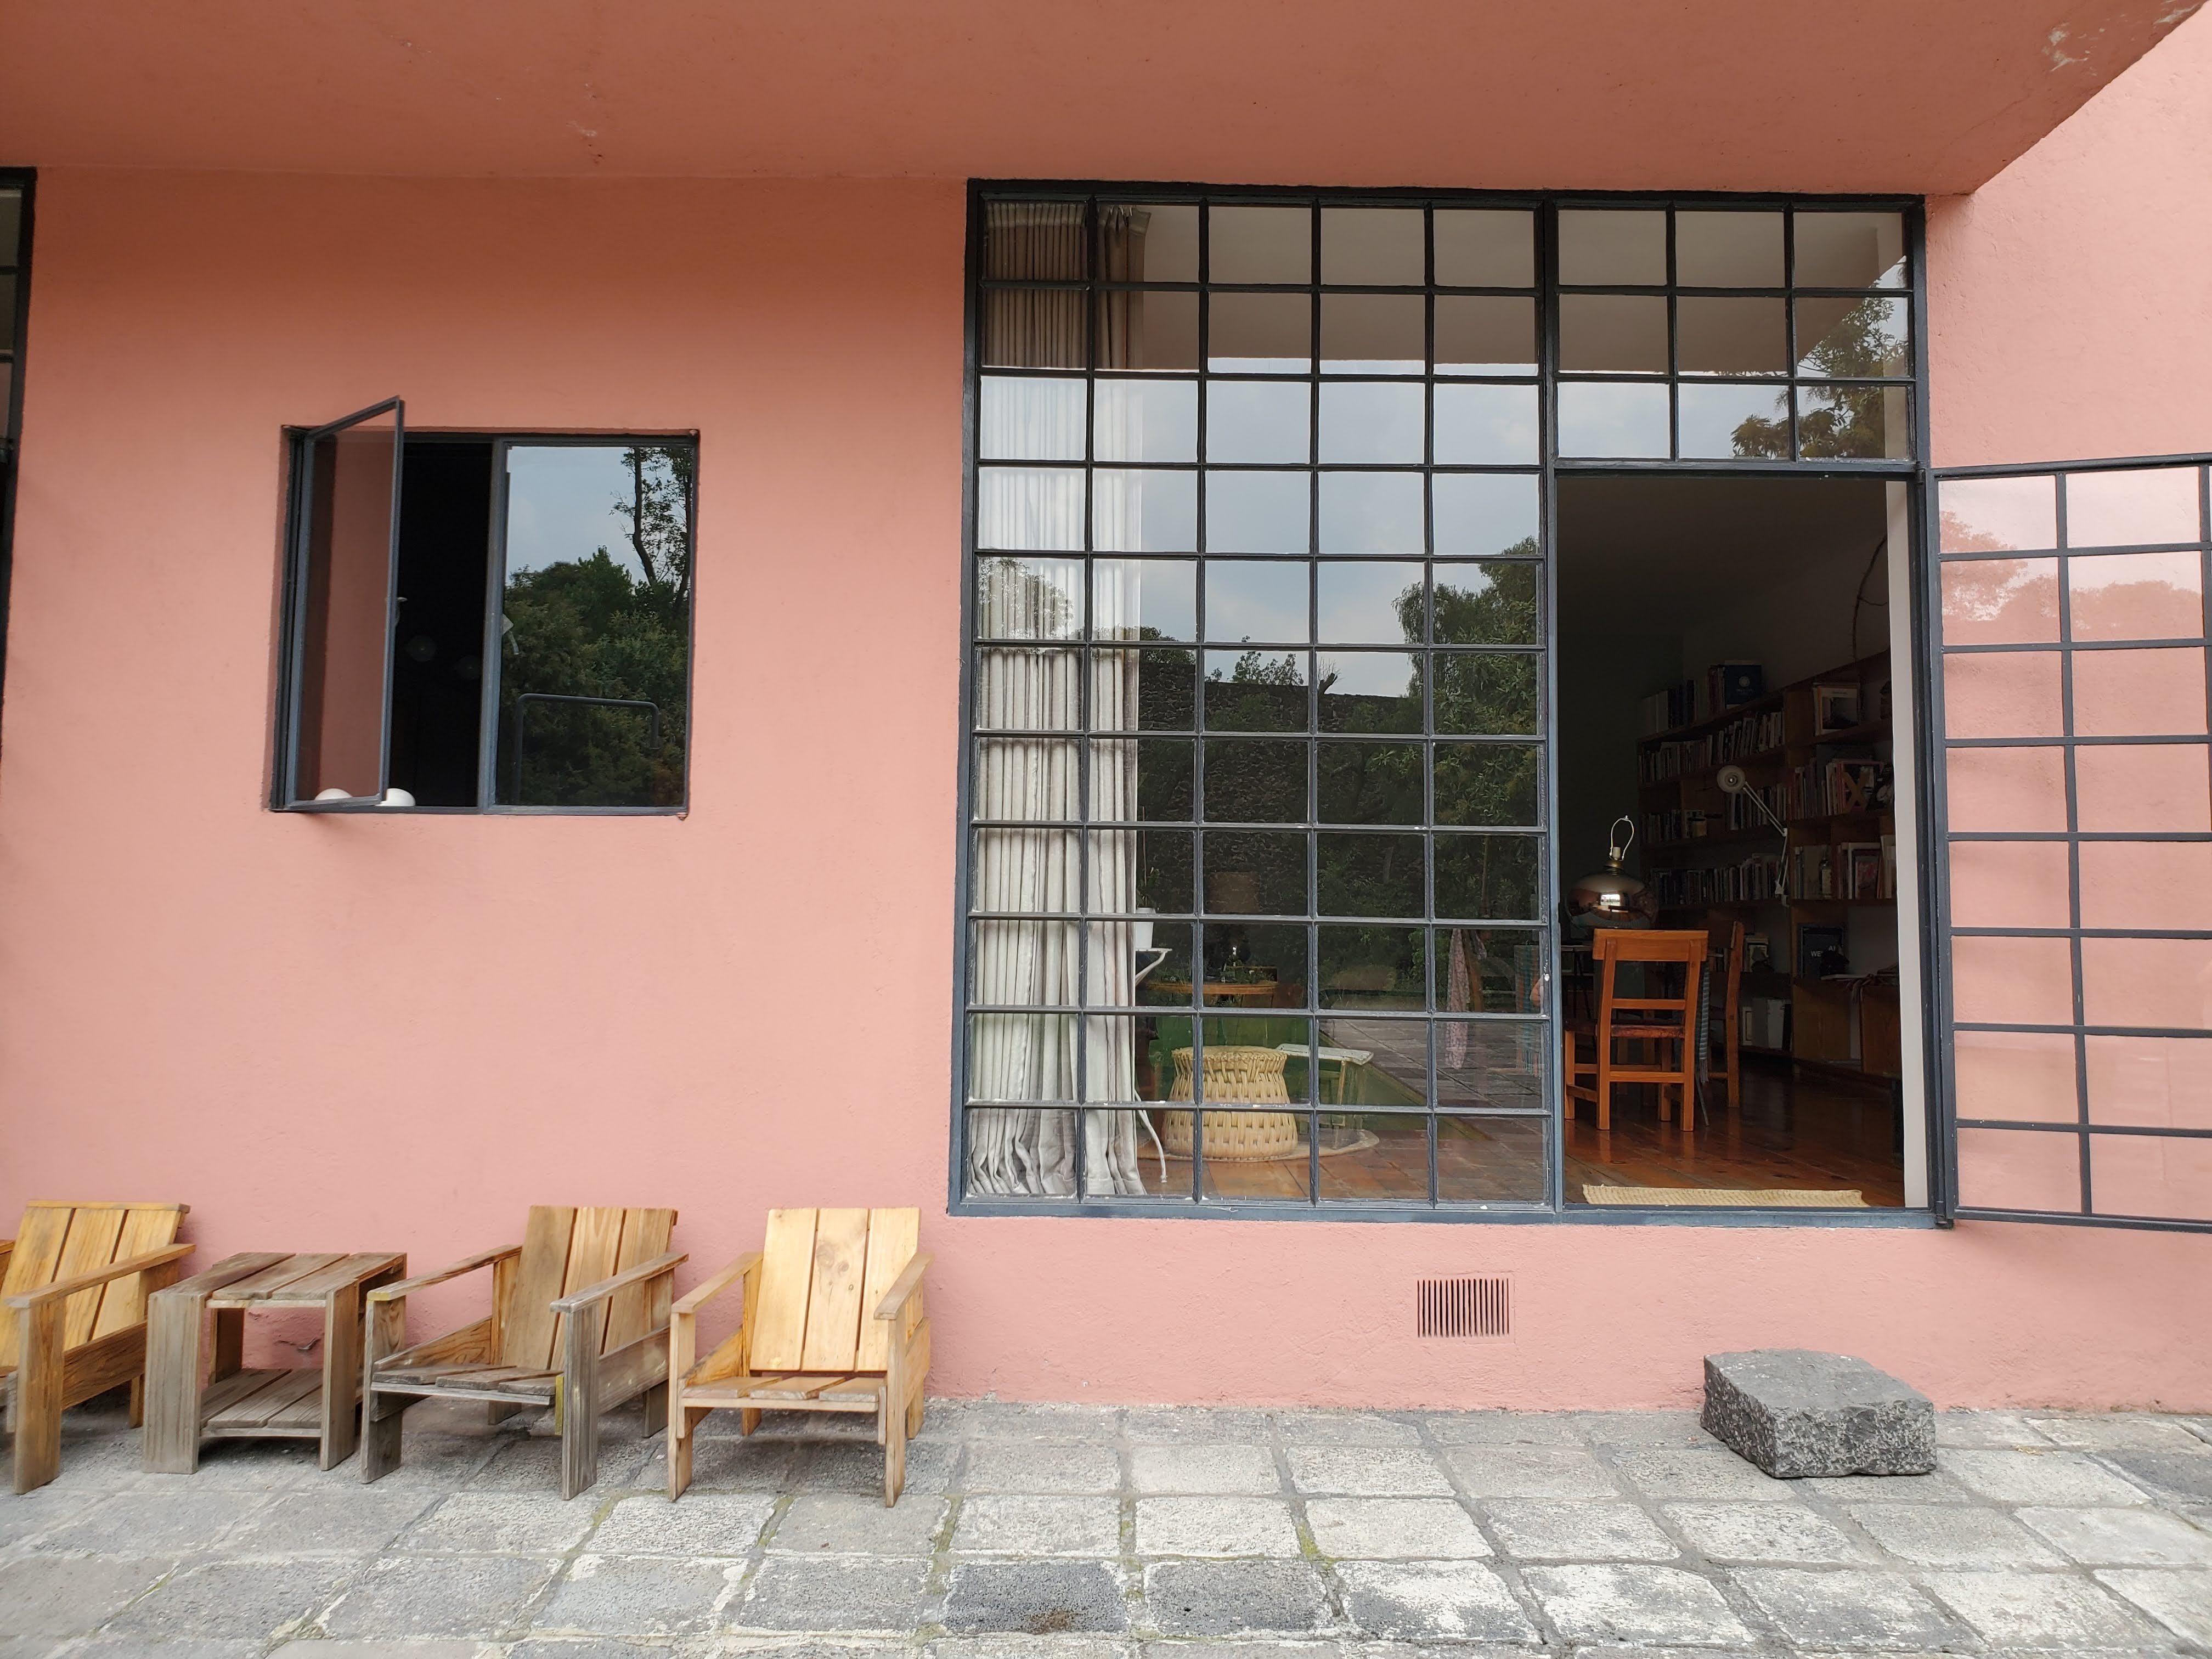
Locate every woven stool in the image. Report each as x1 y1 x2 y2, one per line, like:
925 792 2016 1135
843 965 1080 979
1161 1045 1301 1163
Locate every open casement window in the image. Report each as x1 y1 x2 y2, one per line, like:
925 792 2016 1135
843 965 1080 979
1932 453 2212 1232
278 399 404 809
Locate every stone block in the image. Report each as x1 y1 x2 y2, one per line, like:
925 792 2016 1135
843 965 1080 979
941 1560 1127 1634
1334 1560 1536 1642
1701 1349 1934 1478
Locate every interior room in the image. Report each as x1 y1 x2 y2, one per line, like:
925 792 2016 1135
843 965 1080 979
1557 474 1907 1206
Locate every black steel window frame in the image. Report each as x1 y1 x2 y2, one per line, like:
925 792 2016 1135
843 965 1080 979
271 425 699 816
0 168 35 699
1927 452 2212 1234
953 182 1937 1226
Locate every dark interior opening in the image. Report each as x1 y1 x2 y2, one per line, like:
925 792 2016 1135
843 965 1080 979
388 440 494 807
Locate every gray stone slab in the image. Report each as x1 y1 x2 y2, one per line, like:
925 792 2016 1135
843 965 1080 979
1943 1447 2153 1506
953 1494 1120 1557
215 1487 438 1558
1660 1500 1861 1564
0 1554 172 1637
768 1492 947 1558
508 1643 674 1659
934 1640 1129 1659
1731 1567 1964 1650
1800 1471 1978 1504
1702 1350 1934 1479
2026 1412 2207 1451
355 1432 502 1490
1846 1501 2069 1566
1284 1447 1452 1498
798 1437 956 1497
943 1560 1127 1635
321 1553 565 1639
662 1435 804 1493
2017 1503 2212 1565
106 1558 357 1641
1519 1564 1752 1646
2095 1566 2212 1645
1128 1442 1279 1494
1303 1497 1490 1560
533 1554 738 1636
74 1643 264 1659
1484 1500 1675 1562
1610 1447 1794 1501
954 1403 1123 1442
1134 1497 1300 1558
281 1646 499 1659
1442 1447 1617 1499
0 1488 95 1549
399 1489 599 1554
473 1436 650 1494
1935 1409 2053 1448
1124 1406 1273 1443
143 1438 327 1491
1571 1411 1711 1447
29 1486 269 1555
587 1492 777 1556
962 1442 1122 1496
729 1556 936 1635
1142 1560 1330 1636
2097 1446 2212 1502
1921 1570 2166 1647
1269 1410 1424 1447
1335 1560 1536 1642
1425 1410 1587 1446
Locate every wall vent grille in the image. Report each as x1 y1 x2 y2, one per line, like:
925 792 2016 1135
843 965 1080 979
1417 1276 1511 1339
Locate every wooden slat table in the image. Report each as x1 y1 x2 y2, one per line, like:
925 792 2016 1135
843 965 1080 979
144 1250 405 1473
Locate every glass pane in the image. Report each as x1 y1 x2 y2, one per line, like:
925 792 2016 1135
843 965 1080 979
1434 833 1542 919
1101 289 1199 372
1434 473 1539 558
1796 296 1909 377
1678 383 1791 460
1319 652 1421 733
494 443 694 810
1091 916 1189 1005
1954 1029 2078 1124
1205 649 1308 731
1434 383 1538 464
1942 476 2057 554
975 647 1081 730
1319 382 1423 464
978 466 1084 550
2090 1135 2212 1223
1317 741 1424 823
1434 210 1534 287
1433 563 1539 645
1093 560 1195 641
985 201 1086 280
2086 1036 2212 1130
1124 647 1197 730
973 737 1080 812
1940 557 2059 645
2081 840 2212 932
1798 385 1907 460
1135 830 1194 911
292 407 399 803
1948 840 2069 929
1207 379 1311 462
1094 380 1198 462
1556 382 1670 459
1955 1127 2080 1214
1200 924 1307 1006
2070 647 2208 736
1678 298 1787 374
1200 831 1306 915
965 1108 1081 1197
1206 472 1310 554
1950 934 2072 1026
1943 745 2067 833
979 376 1085 460
972 830 1079 910
1437 928 1543 1014
2083 936 2212 1029
1210 205 1312 284
2066 466 2202 548
1321 208 1424 285
1559 295 1668 373
1675 211 1783 286
1436 1019 1546 1108
1318 832 1424 917
1195 1111 1314 1201
1318 473 1424 554
968 920 1082 1005
2074 744 2211 832
1322 294 1424 373
0 191 20 263
1112 737 1192 820
1434 742 1541 825
1204 737 1308 822
1133 1016 1195 1103
1792 211 1906 289
981 288 1086 369
1435 296 1536 376
1317 1114 1432 1201
1207 292 1312 373
1437 1116 1548 1204
1942 651 2063 738
1318 562 1423 644
2069 550 2203 641
1319 928 1426 1007
1434 652 1540 735
1102 203 1198 283
978 557 1084 640
1557 209 1666 285
1205 560 1309 643
1132 923 1199 1005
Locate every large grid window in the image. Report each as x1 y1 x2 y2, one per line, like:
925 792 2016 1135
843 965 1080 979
0 172 30 686
1938 460 2212 1228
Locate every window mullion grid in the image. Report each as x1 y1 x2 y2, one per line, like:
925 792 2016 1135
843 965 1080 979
1664 208 1680 460
1782 208 1801 461
1074 195 1098 1202
1191 197 1210 1205
2054 470 2090 1217
1307 199 1323 1207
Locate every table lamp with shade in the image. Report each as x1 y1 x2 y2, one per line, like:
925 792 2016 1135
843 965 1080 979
1566 815 1657 929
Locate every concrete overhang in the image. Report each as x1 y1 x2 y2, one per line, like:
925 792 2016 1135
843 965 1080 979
0 1 2199 193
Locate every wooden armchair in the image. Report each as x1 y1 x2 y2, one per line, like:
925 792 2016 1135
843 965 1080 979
2 1201 193 1493
362 1206 683 1499
669 1207 930 1506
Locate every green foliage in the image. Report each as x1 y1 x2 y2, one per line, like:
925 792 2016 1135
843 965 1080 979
1731 300 1900 459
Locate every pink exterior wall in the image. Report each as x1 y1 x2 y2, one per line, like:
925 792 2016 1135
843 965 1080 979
4 21 2211 1413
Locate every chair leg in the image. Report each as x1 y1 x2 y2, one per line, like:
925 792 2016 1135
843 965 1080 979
559 1305 608 1502
669 1403 708 1500
12 1301 64 1494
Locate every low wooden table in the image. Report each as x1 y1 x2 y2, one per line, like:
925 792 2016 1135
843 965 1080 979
144 1251 405 1473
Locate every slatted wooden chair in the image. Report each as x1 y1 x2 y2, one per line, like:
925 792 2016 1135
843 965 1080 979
2 1201 193 1493
361 1206 683 1499
668 1207 930 1506
1563 929 1708 1133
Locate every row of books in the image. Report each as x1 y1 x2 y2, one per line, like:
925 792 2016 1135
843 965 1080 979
1650 857 1783 908
1637 661 1766 736
1787 755 1891 819
1644 809 1715 845
1788 839 1898 901
1726 783 1787 833
1638 708 1788 783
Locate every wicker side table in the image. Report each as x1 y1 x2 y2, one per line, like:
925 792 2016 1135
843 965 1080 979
1161 1045 1301 1162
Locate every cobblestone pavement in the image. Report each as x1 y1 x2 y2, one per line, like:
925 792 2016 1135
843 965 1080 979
3 1396 2210 1656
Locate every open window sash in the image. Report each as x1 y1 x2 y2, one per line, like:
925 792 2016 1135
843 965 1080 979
279 398 404 809
1928 450 2212 1232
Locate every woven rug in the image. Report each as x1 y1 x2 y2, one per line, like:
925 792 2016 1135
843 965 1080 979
1582 1184 1868 1207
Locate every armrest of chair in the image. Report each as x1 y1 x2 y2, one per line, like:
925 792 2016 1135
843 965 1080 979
161 1252 296 1301
365 1244 521 1305
672 1251 760 1318
873 1253 933 1322
4 1244 195 1311
550 1251 687 1316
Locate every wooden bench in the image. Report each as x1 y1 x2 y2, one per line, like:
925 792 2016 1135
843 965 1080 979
361 1206 683 1499
669 1207 930 1506
2 1201 193 1493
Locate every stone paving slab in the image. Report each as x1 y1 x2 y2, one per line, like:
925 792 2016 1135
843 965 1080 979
2 1398 2210 1655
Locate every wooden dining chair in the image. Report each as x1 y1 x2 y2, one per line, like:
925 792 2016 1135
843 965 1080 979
1562 929 1708 1133
1703 917 1747 1111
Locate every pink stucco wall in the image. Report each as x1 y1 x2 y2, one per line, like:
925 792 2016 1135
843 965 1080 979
4 20 2210 1412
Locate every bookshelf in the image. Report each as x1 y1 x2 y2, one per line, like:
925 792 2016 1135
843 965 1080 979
1634 651 1898 1075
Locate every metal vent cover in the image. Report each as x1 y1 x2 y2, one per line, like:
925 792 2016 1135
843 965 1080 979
1417 1276 1511 1339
